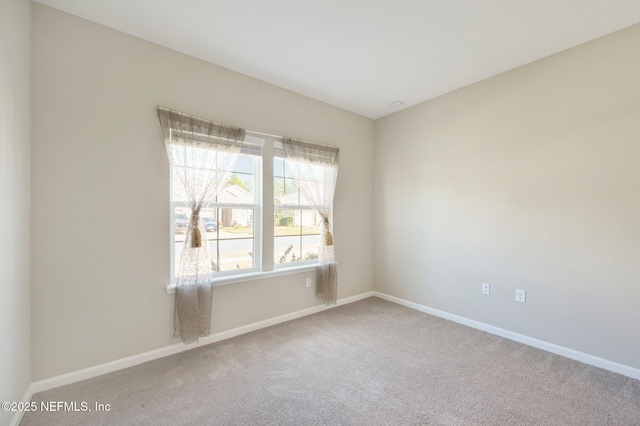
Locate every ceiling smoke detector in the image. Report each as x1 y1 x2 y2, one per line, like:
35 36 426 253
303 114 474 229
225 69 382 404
390 101 404 107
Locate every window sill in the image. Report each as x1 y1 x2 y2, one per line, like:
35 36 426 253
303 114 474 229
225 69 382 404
166 264 319 294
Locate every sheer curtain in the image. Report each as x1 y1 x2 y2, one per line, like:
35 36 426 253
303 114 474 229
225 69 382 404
282 138 340 305
158 107 245 344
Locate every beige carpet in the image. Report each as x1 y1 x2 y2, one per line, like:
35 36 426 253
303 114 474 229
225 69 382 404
22 297 640 425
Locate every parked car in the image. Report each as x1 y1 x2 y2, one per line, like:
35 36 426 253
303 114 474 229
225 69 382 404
175 214 188 233
202 217 218 232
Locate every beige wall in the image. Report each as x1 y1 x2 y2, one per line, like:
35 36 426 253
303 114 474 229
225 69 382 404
0 0 32 423
375 24 640 369
31 4 374 381
29 1 639 384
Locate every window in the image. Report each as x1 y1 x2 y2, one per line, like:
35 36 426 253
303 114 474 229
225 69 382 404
160 107 337 341
274 147 321 266
171 148 261 281
169 134 321 285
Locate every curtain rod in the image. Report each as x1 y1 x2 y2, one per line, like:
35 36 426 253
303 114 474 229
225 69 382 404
247 129 339 150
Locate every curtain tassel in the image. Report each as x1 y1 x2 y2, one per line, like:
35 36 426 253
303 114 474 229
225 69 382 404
192 227 202 248
323 217 334 246
325 231 333 247
191 213 202 248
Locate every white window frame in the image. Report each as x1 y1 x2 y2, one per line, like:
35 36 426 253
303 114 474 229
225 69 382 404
169 136 263 285
167 133 319 293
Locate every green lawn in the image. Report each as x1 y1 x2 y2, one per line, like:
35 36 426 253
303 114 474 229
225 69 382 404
223 225 320 236
275 226 320 236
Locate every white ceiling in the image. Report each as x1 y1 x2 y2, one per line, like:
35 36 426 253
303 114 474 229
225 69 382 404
35 0 640 119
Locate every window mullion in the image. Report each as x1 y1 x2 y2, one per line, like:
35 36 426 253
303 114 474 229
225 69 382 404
262 138 275 272
253 154 262 272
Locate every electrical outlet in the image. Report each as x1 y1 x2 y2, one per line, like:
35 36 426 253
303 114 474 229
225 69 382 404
515 289 526 303
305 277 312 288
481 283 490 295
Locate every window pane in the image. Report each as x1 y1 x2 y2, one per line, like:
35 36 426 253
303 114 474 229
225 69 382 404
173 205 185 275
212 208 254 271
217 208 254 238
218 238 254 271
275 178 299 205
220 153 255 204
172 153 256 204
274 209 320 266
273 156 285 178
274 155 301 205
275 209 320 235
301 234 321 261
174 207 255 275
273 149 295 178
200 208 219 237
275 236 301 265
232 154 254 174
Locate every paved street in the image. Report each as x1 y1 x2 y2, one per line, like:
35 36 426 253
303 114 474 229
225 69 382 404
174 230 319 270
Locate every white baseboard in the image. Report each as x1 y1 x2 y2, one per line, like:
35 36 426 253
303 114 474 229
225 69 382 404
9 383 34 426
29 291 375 396
18 287 636 426
373 291 640 380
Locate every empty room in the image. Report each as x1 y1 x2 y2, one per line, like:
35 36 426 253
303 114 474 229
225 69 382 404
2 0 640 425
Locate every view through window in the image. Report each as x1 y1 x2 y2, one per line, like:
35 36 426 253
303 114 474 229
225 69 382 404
172 151 260 279
170 136 323 284
274 148 321 267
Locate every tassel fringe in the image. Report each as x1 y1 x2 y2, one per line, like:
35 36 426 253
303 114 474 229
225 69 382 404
323 217 333 246
192 227 202 248
325 230 333 246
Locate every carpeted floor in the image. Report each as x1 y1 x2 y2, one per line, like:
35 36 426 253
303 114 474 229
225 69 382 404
22 297 640 425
